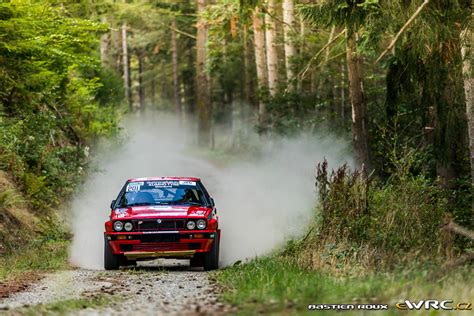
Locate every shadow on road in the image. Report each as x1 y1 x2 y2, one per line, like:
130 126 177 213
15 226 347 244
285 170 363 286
120 259 206 272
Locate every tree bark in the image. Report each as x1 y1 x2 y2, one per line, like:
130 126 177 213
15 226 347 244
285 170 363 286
252 6 268 129
461 27 473 184
172 18 182 121
282 0 296 91
100 15 110 68
122 23 132 110
109 15 121 72
298 16 306 93
240 25 254 138
346 33 370 169
196 0 212 146
340 62 346 121
242 25 255 107
184 50 196 115
151 77 156 108
265 0 279 96
138 52 145 110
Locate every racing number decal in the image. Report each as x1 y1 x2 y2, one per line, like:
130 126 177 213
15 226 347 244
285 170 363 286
126 182 143 192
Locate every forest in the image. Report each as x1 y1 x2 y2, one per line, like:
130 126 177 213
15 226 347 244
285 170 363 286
0 0 472 314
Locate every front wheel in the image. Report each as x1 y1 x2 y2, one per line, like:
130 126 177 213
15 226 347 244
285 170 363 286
203 232 219 271
104 236 120 270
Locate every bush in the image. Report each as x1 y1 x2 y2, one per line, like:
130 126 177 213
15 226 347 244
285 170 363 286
300 159 451 271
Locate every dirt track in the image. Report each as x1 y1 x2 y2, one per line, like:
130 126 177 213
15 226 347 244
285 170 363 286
0 260 231 315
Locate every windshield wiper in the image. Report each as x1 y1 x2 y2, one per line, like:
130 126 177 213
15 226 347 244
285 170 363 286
180 202 202 206
126 202 154 207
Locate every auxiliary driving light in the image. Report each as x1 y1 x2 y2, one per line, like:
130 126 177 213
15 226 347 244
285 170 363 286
186 221 196 230
196 219 207 230
124 222 133 231
113 221 123 231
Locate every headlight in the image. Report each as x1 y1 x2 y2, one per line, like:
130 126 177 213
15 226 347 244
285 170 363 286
186 221 196 230
113 221 123 231
196 219 207 230
124 222 133 231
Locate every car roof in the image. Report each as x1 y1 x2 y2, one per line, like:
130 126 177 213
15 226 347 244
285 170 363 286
127 177 201 182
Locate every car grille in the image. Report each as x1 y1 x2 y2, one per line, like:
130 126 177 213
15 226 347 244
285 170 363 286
133 219 186 231
132 242 190 252
135 234 180 243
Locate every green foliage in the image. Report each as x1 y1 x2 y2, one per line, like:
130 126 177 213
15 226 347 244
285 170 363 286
0 238 69 281
0 0 122 210
298 0 383 36
0 188 23 210
216 256 474 315
313 159 452 268
21 296 114 315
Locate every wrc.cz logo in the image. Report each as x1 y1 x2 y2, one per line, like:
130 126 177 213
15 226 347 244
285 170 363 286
395 300 472 311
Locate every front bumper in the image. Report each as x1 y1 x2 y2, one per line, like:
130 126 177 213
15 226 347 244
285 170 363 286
105 230 218 259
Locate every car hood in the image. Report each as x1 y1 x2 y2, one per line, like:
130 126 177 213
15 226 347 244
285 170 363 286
111 205 210 220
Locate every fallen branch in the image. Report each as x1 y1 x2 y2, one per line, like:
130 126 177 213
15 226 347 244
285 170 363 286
157 20 196 40
444 221 474 241
298 28 346 80
442 251 474 269
46 103 82 146
374 0 430 64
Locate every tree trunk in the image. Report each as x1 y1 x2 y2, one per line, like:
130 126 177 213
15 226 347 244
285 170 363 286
171 18 182 121
184 49 196 116
122 23 132 110
346 33 370 170
242 25 254 136
109 15 121 72
242 25 255 107
340 62 346 121
100 15 110 68
461 27 473 184
151 77 156 108
196 0 212 146
265 0 279 96
298 16 306 93
138 52 145 110
252 6 268 130
282 0 296 91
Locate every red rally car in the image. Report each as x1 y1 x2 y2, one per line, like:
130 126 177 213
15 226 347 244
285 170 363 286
104 177 220 270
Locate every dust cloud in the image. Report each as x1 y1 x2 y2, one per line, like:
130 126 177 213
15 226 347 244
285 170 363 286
69 111 351 269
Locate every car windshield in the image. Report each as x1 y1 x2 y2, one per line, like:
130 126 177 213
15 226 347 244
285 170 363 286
116 180 206 207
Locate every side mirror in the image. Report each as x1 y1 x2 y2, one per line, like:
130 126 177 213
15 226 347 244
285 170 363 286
110 199 116 210
210 197 215 208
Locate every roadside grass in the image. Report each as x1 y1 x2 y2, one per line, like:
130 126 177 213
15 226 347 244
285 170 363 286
216 256 474 315
20 295 114 315
0 239 69 281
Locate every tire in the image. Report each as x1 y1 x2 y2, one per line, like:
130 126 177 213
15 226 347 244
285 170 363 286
120 257 137 267
190 253 204 268
104 236 120 270
203 233 219 271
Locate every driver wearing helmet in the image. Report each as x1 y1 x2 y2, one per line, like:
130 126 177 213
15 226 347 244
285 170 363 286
176 188 195 203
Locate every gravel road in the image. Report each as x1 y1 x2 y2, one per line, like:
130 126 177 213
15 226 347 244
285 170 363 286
0 260 231 315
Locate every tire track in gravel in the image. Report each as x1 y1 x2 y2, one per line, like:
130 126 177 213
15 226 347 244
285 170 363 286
0 260 232 316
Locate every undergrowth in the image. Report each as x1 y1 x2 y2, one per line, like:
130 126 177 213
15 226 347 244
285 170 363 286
216 256 473 315
217 159 473 314
0 217 70 281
